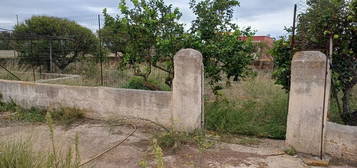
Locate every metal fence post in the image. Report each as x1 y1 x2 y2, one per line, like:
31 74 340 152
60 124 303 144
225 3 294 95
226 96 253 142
49 39 53 72
98 14 103 86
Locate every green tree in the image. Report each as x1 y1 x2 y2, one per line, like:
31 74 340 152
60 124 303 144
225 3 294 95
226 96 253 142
272 0 356 124
103 0 185 87
0 31 12 50
188 0 256 94
270 34 292 91
13 16 98 71
102 8 129 57
105 0 255 91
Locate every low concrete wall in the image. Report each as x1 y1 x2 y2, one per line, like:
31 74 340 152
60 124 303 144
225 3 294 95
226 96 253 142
0 79 172 126
0 49 203 131
325 122 357 162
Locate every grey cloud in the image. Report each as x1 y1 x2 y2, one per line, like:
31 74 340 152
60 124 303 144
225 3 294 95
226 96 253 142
237 0 294 19
0 0 296 36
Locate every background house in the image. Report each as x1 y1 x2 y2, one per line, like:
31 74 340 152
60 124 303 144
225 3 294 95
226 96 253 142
241 36 274 70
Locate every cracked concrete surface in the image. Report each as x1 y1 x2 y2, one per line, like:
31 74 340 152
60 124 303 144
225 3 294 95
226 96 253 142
0 121 355 168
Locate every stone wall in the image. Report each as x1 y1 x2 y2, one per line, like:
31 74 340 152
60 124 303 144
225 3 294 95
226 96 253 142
0 49 203 131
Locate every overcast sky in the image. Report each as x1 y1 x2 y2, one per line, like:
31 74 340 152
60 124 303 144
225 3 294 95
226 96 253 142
0 0 298 37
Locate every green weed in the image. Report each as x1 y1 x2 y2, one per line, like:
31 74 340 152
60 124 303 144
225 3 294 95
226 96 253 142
152 139 164 168
154 130 214 152
284 146 297 156
49 107 85 126
0 140 45 168
14 107 47 122
138 159 149 168
0 100 84 125
205 75 289 139
0 114 82 168
0 99 17 113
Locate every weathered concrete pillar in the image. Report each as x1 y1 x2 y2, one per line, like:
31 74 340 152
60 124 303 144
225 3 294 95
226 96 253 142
172 49 203 132
286 51 331 156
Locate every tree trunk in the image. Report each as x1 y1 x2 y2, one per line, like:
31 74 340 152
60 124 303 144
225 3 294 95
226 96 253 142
341 86 352 124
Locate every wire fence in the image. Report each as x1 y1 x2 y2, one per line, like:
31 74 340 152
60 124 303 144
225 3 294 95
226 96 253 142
0 14 169 90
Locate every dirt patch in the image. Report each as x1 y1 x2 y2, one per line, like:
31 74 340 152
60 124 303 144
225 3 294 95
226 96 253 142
0 120 355 168
165 145 267 168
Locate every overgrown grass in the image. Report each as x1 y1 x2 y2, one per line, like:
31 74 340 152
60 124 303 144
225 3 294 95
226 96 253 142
0 100 84 125
205 72 357 139
0 115 82 168
205 74 289 139
0 139 82 168
0 140 45 168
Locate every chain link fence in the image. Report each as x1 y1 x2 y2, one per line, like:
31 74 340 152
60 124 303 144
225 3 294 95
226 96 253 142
0 14 169 90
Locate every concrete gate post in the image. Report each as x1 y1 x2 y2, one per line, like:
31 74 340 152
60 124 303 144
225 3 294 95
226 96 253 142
286 51 331 156
172 49 203 132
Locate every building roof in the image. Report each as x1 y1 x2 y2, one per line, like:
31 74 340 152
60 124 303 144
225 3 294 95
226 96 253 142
240 36 274 46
